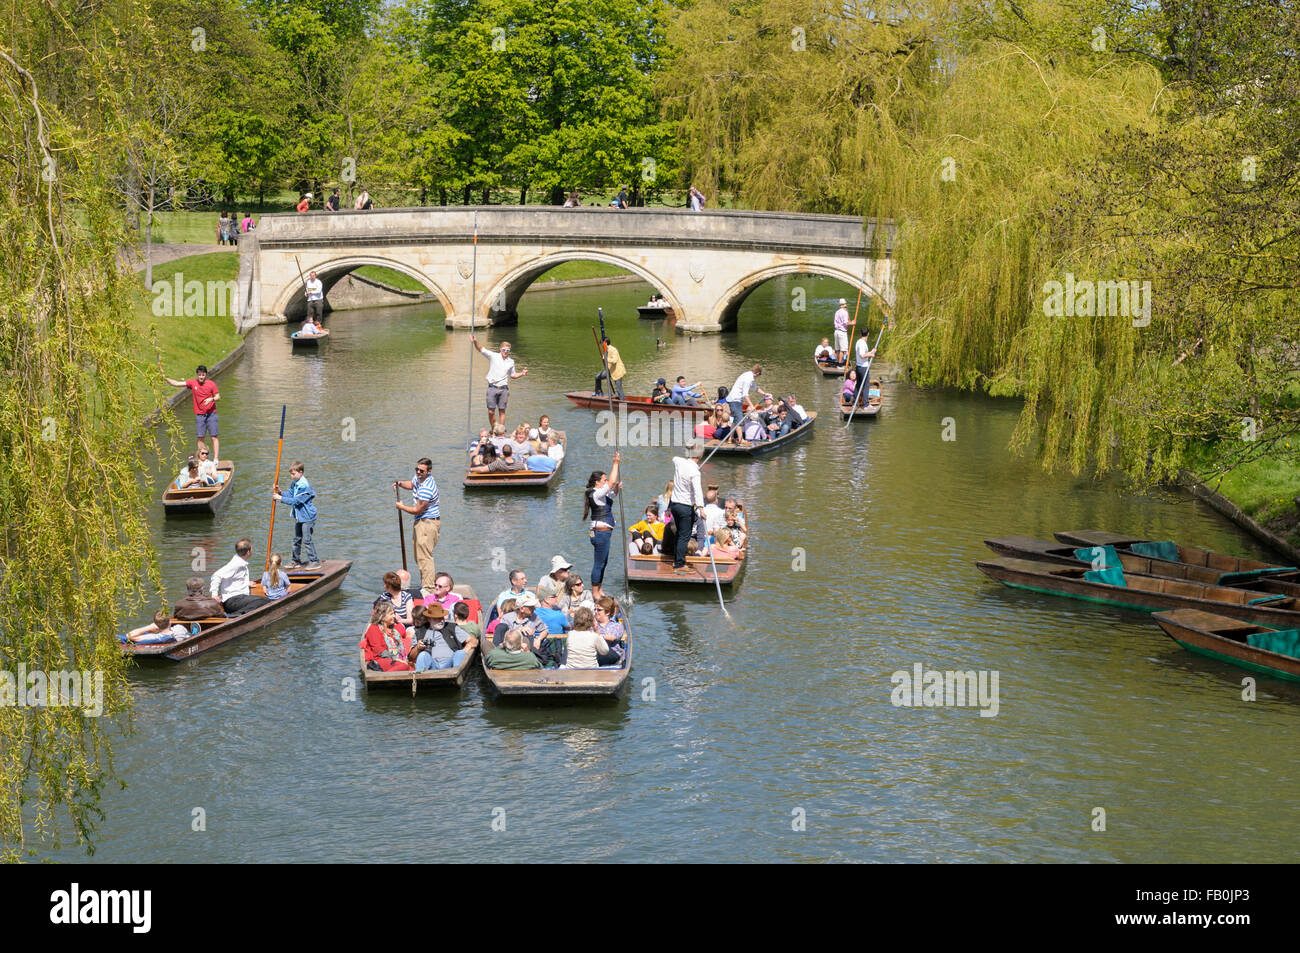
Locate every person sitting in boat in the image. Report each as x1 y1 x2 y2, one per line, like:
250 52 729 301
723 498 747 530
428 572 463 614
507 423 533 459
176 456 210 490
544 432 565 461
778 394 808 437
814 338 838 365
488 423 509 452
485 628 542 670
628 530 645 557
468 428 491 465
711 404 735 442
534 588 571 636
710 527 743 560
173 576 226 620
560 574 594 616
411 603 473 671
492 591 549 651
533 414 564 447
562 607 609 670
842 371 857 405
594 596 627 663
300 317 321 335
470 443 523 472
724 512 747 550
525 448 559 473
261 553 292 601
651 378 673 403
629 503 666 543
195 448 221 483
452 601 482 643
693 416 717 441
377 571 414 625
210 538 270 616
122 609 191 644
361 602 413 672
536 555 572 601
492 570 529 614
670 377 704 406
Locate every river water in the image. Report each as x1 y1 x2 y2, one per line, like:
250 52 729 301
68 275 1300 862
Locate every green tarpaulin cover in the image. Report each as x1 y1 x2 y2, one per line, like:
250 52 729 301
1247 629 1300 660
1074 545 1120 569
1084 567 1127 587
1131 540 1180 562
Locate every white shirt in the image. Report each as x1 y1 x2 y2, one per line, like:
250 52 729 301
305 278 323 301
210 555 250 601
548 443 565 461
589 483 617 529
726 371 756 403
670 457 704 507
703 502 726 532
856 336 874 363
564 629 607 669
790 402 808 419
197 458 219 481
814 344 834 359
480 347 516 387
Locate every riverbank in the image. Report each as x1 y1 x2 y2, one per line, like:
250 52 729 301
1186 452 1300 559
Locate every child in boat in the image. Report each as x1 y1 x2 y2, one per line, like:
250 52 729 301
629 504 665 542
122 609 190 644
842 371 857 404
300 317 321 335
710 527 742 560
261 553 291 601
452 601 482 642
561 607 608 670
273 461 319 568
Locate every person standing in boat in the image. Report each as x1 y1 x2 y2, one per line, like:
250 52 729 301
163 363 221 467
853 333 877 405
593 334 626 399
273 461 319 569
832 298 851 365
667 445 705 573
304 271 324 324
583 451 621 601
394 457 441 595
725 364 769 430
471 334 529 430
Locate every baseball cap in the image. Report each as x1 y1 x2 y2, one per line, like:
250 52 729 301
517 592 539 608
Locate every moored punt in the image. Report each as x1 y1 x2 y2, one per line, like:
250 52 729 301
162 462 235 516
975 556 1300 626
463 457 562 489
626 551 745 585
637 305 676 319
1053 530 1294 583
839 398 880 420
815 358 846 377
1153 609 1300 683
702 412 817 456
291 329 330 346
564 390 712 415
122 560 352 661
984 536 1300 598
360 584 481 694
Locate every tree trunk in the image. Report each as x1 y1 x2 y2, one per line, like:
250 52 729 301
440 188 447 206
463 185 471 205
482 188 490 205
519 187 527 205
144 184 155 291
420 186 427 206
550 186 564 206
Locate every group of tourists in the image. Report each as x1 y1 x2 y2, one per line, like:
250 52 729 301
216 211 254 244
298 188 373 212
362 570 483 673
468 417 566 473
681 365 809 444
626 487 747 562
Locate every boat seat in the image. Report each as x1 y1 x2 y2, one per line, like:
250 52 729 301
1246 628 1300 659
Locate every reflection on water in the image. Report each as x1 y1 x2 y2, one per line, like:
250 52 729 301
58 274 1300 862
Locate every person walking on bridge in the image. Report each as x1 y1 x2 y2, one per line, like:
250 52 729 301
471 334 529 429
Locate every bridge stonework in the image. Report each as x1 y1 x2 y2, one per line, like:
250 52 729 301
238 207 894 334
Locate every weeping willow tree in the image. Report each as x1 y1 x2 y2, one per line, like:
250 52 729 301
662 0 1300 488
0 3 173 859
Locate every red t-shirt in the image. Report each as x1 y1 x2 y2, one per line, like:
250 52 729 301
186 379 219 415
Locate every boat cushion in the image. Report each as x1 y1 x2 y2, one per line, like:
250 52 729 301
1073 545 1120 569
1084 567 1127 587
1246 628 1300 660
1130 541 1180 562
1217 567 1299 585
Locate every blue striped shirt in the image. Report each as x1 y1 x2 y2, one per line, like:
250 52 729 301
413 473 440 520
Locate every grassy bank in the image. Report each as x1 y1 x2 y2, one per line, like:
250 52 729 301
352 260 632 294
1195 450 1300 547
130 251 244 408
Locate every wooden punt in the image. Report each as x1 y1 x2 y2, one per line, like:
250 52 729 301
637 305 675 319
564 390 712 415
162 462 235 516
975 556 1300 626
839 398 881 420
626 551 745 585
463 456 562 489
122 559 352 661
479 607 632 697
291 329 330 346
1053 530 1294 582
815 358 846 377
701 411 817 456
1152 608 1300 683
359 584 480 694
985 536 1300 597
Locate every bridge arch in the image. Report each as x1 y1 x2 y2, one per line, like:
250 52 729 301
709 263 892 332
478 250 679 325
269 255 452 320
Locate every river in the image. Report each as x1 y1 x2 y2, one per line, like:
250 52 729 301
67 275 1300 862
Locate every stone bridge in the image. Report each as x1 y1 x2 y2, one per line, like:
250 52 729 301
237 206 894 334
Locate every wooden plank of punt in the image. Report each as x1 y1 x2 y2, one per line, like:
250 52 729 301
122 559 352 661
564 390 712 415
637 306 675 319
815 358 846 377
839 399 881 420
162 462 235 516
1053 530 1290 576
480 632 632 697
975 556 1300 626
1153 608 1300 683
360 585 479 694
463 457 562 489
701 412 817 456
626 553 744 585
291 329 330 346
